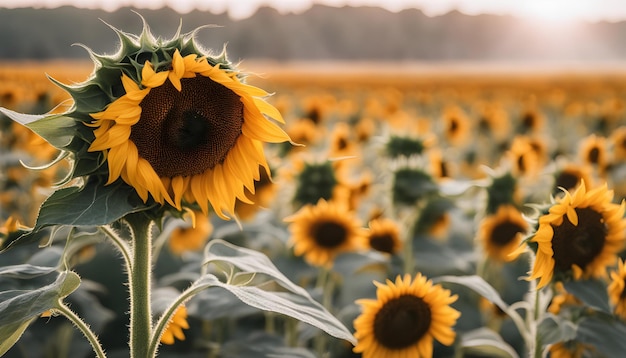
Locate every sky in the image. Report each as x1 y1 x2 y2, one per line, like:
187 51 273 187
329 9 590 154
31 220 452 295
1 0 626 23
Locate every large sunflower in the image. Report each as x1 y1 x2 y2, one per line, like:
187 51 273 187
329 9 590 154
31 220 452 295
353 273 460 358
478 205 529 262
285 199 365 267
528 181 626 289
88 49 290 219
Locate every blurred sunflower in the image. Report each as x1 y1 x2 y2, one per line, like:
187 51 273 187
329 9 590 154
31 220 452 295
608 258 626 320
552 163 593 196
478 205 529 262
329 121 357 158
517 108 544 134
353 273 460 358
285 199 365 267
578 134 608 171
442 105 470 146
234 165 277 221
507 136 542 177
548 341 599 358
528 181 626 289
366 218 402 255
168 211 213 255
610 126 626 162
160 304 190 345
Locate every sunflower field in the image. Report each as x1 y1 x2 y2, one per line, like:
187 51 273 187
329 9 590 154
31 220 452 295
1 20 626 358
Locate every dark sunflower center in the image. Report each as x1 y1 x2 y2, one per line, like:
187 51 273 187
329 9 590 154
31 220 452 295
517 154 526 173
373 294 432 350
369 233 395 254
522 113 535 129
448 117 459 133
310 220 348 248
554 171 580 193
490 220 525 247
130 76 244 178
587 147 600 164
551 207 607 272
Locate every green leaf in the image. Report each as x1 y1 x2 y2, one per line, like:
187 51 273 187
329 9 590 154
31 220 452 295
202 239 356 344
0 264 58 279
7 181 150 250
434 275 517 319
537 314 577 345
460 328 520 358
0 108 75 149
191 274 356 345
576 315 626 357
0 318 36 356
0 271 81 348
563 279 611 313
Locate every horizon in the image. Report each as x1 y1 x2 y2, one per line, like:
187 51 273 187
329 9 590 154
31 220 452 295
1 0 626 23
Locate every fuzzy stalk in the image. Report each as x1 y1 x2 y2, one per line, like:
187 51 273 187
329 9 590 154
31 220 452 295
126 213 154 358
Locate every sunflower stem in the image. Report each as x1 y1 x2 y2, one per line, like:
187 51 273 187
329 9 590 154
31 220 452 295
126 213 154 358
54 301 107 358
314 266 334 357
531 282 543 358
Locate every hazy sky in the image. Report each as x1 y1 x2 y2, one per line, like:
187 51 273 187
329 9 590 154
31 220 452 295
1 0 626 22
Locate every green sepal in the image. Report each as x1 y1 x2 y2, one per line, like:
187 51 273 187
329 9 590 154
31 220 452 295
0 108 75 149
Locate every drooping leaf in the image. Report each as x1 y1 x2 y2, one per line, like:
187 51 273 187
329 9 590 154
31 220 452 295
0 263 58 279
200 239 356 344
434 275 516 319
460 327 520 358
0 318 36 356
190 274 356 345
0 271 81 352
0 108 75 149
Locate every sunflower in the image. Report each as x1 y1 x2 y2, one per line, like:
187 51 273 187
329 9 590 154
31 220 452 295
548 341 599 358
552 164 593 196
578 134 608 170
353 273 460 358
234 165 277 220
285 199 365 267
528 181 626 289
160 304 190 345
608 258 626 320
329 121 357 158
442 105 470 146
506 136 543 177
366 218 402 255
478 205 529 262
517 108 544 134
87 42 290 219
610 126 626 162
168 211 213 255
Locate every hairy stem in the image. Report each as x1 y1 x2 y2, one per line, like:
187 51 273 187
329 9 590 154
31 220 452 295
126 213 154 358
55 302 107 358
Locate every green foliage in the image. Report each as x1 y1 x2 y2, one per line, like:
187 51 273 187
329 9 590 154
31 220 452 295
0 270 81 354
199 239 356 344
